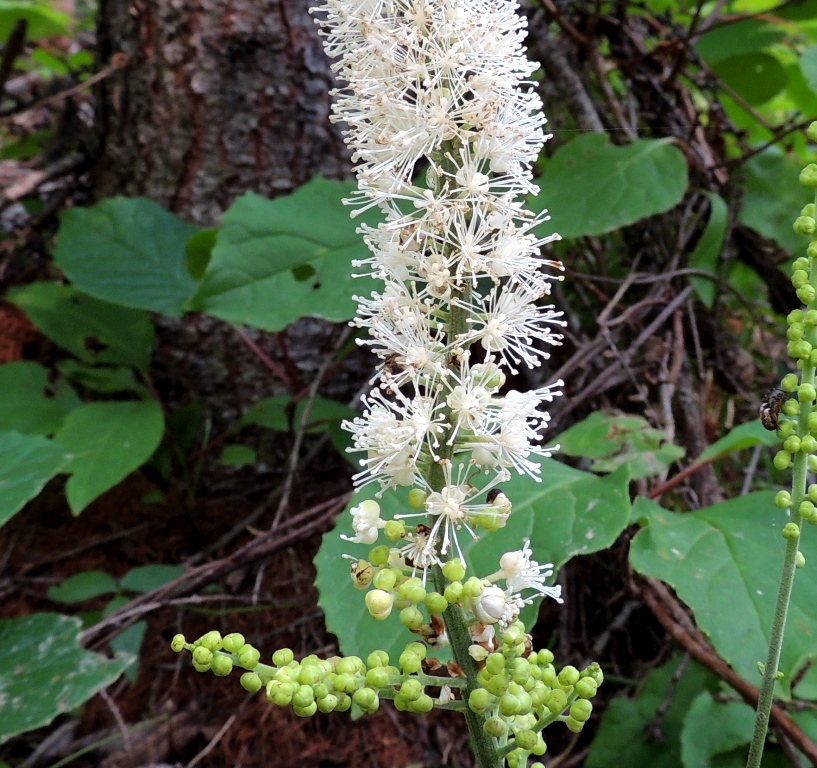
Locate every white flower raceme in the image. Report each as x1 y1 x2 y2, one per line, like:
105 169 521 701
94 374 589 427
318 0 564 573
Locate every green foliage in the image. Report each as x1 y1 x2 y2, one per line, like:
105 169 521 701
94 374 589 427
187 178 382 331
696 420 780 463
630 493 817 700
47 570 119 603
0 614 131 743
0 1 70 40
711 53 788 106
549 412 684 479
315 457 631 662
8 282 155 372
55 400 165 514
0 362 80 435
53 197 199 317
531 135 688 238
218 444 257 467
0 431 71 527
680 692 757 768
688 193 728 308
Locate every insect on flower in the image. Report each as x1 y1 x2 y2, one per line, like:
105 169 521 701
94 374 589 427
759 388 788 431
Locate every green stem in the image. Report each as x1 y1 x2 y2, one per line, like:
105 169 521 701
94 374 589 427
747 201 817 767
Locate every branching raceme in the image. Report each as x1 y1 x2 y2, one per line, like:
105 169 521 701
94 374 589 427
172 3 602 766
747 121 817 768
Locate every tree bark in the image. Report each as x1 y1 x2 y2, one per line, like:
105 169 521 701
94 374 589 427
93 0 350 225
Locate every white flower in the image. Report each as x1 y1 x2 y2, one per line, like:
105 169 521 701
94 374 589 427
498 539 563 604
473 584 507 624
341 499 386 545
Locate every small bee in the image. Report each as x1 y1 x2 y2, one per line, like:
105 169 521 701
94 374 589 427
759 388 788 431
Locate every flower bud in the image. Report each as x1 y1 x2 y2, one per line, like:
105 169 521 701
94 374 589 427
294 702 318 717
211 653 233 676
407 488 427 509
783 522 801 540
545 688 568 714
775 451 793 470
484 716 507 737
473 585 506 624
802 435 817 453
198 631 223 651
797 285 816 304
241 672 263 692
365 589 395 619
353 687 379 713
801 164 817 188
575 677 598 699
515 730 538 751
463 577 485 599
317 693 339 713
366 666 390 689
796 256 811 271
486 672 510 696
793 270 809 289
399 577 427 604
788 323 805 340
425 591 448 615
171 634 186 652
444 581 463 603
369 545 390 566
797 551 807 568
788 309 805 324
222 633 245 653
193 646 213 667
800 384 817 403
442 559 466 582
558 665 580 687
400 606 424 629
399 678 423 701
469 644 489 661
350 559 373 589
373 568 397 591
794 216 817 236
384 520 406 540
775 491 793 509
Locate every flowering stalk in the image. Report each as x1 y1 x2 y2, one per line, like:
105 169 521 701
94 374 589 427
747 121 817 768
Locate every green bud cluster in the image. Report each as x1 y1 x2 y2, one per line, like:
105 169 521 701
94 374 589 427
467 622 603 765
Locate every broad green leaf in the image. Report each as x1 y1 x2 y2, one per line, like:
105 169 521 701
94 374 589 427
185 228 217 280
120 564 185 593
696 18 783 65
0 2 70 39
531 136 688 239
0 361 80 435
8 283 155 372
54 400 165 514
53 197 199 317
315 458 631 662
630 493 817 699
586 656 713 768
739 148 807 255
696 419 779 463
57 360 147 396
48 570 119 603
0 613 130 743
548 412 684 479
218 444 257 467
688 193 728 309
0 431 71 527
187 178 381 331
680 691 755 768
802 44 817 94
710 53 788 106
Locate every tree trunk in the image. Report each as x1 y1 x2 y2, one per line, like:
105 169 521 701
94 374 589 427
93 0 350 225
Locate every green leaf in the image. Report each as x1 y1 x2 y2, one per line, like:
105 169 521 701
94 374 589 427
315 458 631 662
801 44 817 94
587 656 713 768
630 492 817 699
680 691 755 768
531 135 688 239
218 444 257 467
110 619 147 683
0 361 80 435
696 18 784 65
710 53 788 106
56 360 147 396
48 571 119 603
696 419 779 463
0 613 130 743
8 283 155 372
187 178 382 331
120 564 185 593
549 412 684 479
0 1 70 40
53 197 199 318
185 228 217 280
739 147 808 255
54 400 165 514
688 192 728 309
0 431 71 528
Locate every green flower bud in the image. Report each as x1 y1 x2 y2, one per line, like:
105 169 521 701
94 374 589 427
795 256 812 271
366 666 391 689
294 702 318 718
802 435 817 453
571 699 593 722
558 665 580 687
794 216 817 236
469 687 492 713
809 241 817 260
800 384 817 403
484 716 507 738
241 672 263 692
193 646 213 667
499 692 520 716
444 581 464 603
537 648 555 665
793 270 809 289
785 435 802 454
575 677 598 699
384 520 406 540
486 652 506 675
502 624 525 647
317 693 339 713
313 682 329 699
774 451 793 470
802 503 817 524
474 513 503 532
400 606 424 629
367 650 389 668
407 488 427 509
335 692 352 712
775 491 793 509
298 665 322 686
810 455 817 472
788 323 806 340
442 559 467 582
486 672 510 697
545 688 568 714
272 648 294 667
337 656 365 674
334 672 357 694
797 551 807 568
369 545 390 567
565 716 584 733
365 589 395 620
292 685 315 709
373 568 397 591
801 164 817 188
398 650 422 674
532 735 548 757
424 591 448 615
171 634 186 653
515 730 538 751
353 687 379 713
399 678 423 701
783 522 801 540
409 693 434 713
807 311 817 328
797 285 817 304
463 577 485 598
808 121 817 142
789 309 805 324
211 653 233 676
198 631 223 651
509 658 531 685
